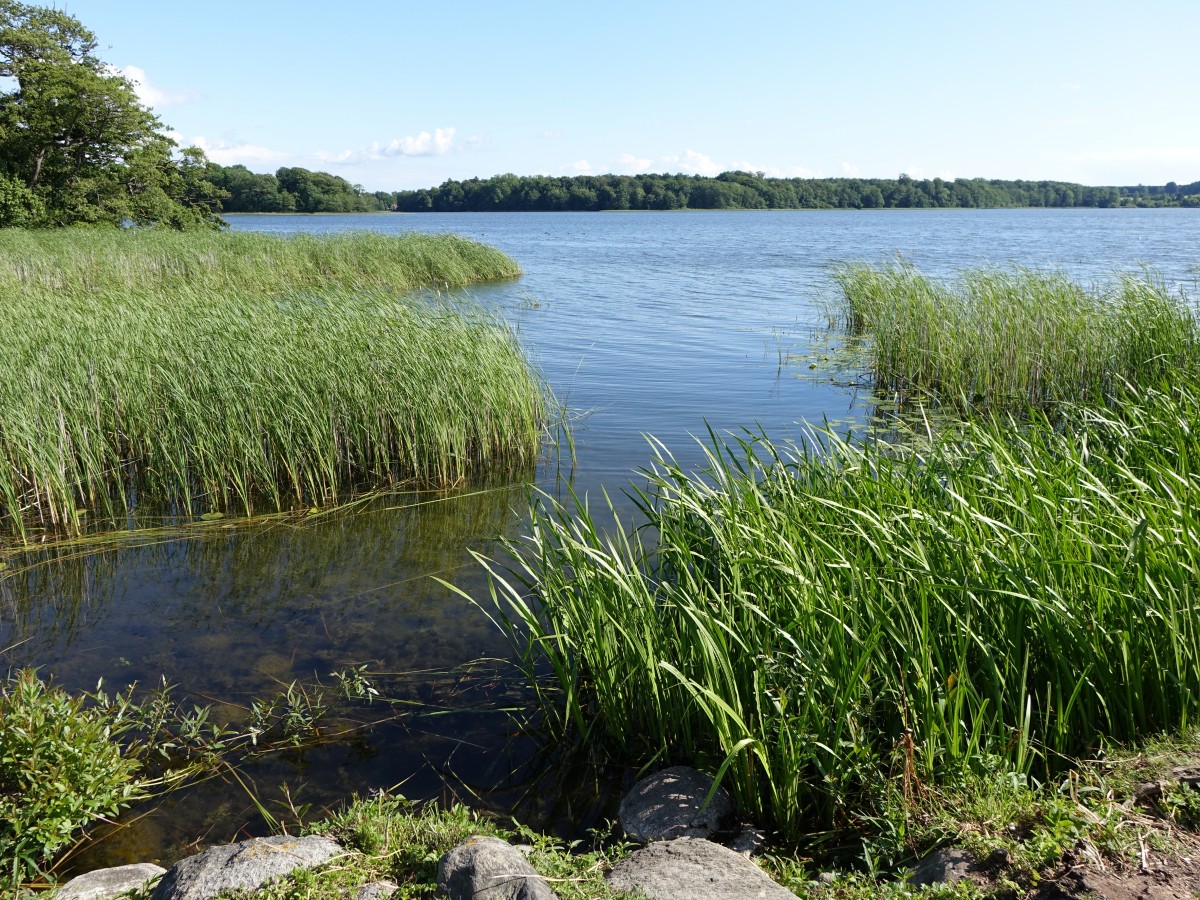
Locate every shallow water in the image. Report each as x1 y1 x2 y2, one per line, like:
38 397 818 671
4 208 1198 867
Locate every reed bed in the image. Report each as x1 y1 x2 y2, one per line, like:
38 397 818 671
0 229 521 296
832 263 1198 409
477 385 1200 842
0 231 542 538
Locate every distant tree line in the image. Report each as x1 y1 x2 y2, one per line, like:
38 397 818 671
392 171 1200 212
198 163 1200 216
205 163 395 213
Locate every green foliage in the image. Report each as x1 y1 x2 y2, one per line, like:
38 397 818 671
204 164 393 214
0 1 224 228
0 670 145 888
393 171 1197 212
473 379 1200 846
0 173 42 225
0 229 541 538
291 795 631 900
832 264 1198 409
0 666 406 893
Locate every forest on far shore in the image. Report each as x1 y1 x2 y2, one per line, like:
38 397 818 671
205 164 1200 214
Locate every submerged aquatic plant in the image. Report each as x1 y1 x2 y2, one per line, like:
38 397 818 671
0 230 544 539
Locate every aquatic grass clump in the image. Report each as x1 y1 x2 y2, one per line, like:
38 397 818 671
0 231 542 538
476 385 1200 842
0 229 521 296
832 263 1198 408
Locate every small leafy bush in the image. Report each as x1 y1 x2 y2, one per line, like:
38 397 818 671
0 669 146 887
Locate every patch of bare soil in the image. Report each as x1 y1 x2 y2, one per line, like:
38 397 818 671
1032 849 1200 900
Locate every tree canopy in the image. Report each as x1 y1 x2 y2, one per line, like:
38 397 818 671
0 1 224 228
203 163 394 213
394 172 1200 212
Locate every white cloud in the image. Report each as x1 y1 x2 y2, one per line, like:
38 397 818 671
562 160 593 174
119 65 199 108
189 136 287 166
678 149 721 176
658 151 722 176
381 127 457 157
616 152 653 174
541 130 564 139
311 128 477 168
904 165 926 179
731 161 817 178
841 161 860 176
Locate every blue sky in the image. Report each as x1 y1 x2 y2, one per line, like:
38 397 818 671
63 0 1200 191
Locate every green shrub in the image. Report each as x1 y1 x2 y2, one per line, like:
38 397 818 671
0 670 145 887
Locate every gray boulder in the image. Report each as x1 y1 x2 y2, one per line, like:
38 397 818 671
55 863 166 899
151 835 343 900
356 880 398 899
909 847 991 888
607 837 795 900
438 835 557 900
618 766 733 843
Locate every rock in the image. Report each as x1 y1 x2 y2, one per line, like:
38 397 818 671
607 837 795 900
437 835 557 900
909 847 991 888
356 880 398 899
726 824 768 856
151 835 343 900
55 864 166 899
619 766 733 843
1137 780 1168 805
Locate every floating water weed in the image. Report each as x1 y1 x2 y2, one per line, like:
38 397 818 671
0 231 543 539
473 385 1200 843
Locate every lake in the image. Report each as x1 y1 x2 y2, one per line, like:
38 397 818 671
4 209 1198 866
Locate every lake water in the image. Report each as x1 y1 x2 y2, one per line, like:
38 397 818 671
4 209 1198 867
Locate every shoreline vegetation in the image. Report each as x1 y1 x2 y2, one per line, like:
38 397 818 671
467 266 1200 853
6 263 1200 898
0 230 541 542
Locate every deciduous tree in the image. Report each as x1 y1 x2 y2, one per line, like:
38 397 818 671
0 1 224 227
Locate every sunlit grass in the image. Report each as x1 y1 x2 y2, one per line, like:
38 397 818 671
831 263 1198 408
473 384 1200 843
0 230 543 539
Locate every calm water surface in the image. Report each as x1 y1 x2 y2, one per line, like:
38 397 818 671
4 209 1197 866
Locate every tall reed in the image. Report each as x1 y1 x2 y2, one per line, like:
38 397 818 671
475 385 1200 841
0 231 542 538
0 229 521 296
832 263 1198 408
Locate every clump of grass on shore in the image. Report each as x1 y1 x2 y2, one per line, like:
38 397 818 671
0 230 542 539
475 383 1200 845
832 263 1197 409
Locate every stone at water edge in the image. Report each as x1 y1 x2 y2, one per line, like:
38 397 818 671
618 765 734 843
607 837 796 900
54 863 167 900
150 835 344 900
356 880 399 899
438 835 558 900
